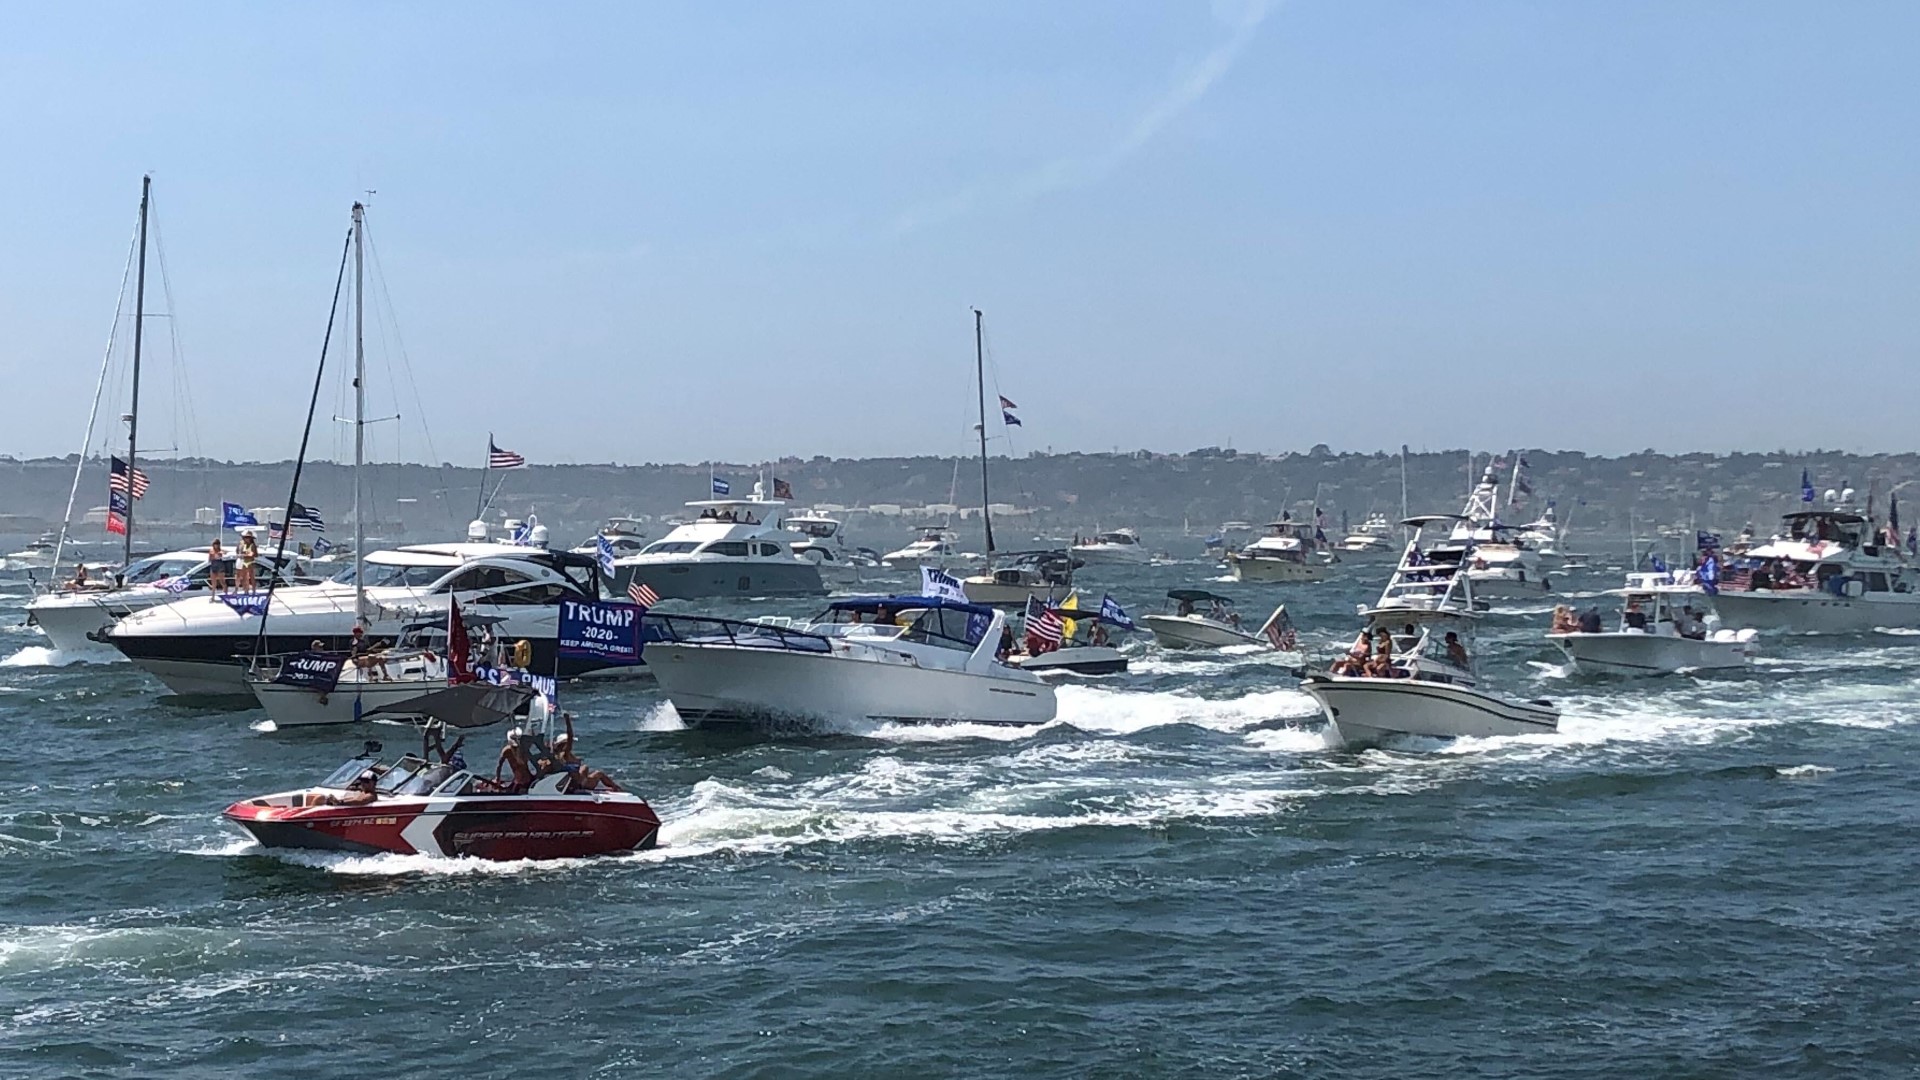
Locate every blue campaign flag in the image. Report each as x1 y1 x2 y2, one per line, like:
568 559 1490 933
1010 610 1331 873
313 536 334 555
1801 468 1816 503
1650 553 1669 574
557 598 643 664
711 477 731 496
273 651 345 693
1002 410 1023 427
596 535 617 577
218 592 271 617
1099 594 1135 630
222 502 258 529
1696 530 1722 551
1698 552 1721 595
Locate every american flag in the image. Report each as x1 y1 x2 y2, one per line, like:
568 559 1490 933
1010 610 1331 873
772 477 794 501
488 439 526 469
109 456 149 499
1259 604 1298 651
288 501 325 532
1024 595 1063 653
627 579 660 607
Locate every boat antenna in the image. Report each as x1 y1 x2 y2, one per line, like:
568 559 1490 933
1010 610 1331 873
973 307 994 556
122 174 151 570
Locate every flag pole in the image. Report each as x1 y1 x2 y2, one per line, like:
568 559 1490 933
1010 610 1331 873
123 175 151 568
474 433 490 521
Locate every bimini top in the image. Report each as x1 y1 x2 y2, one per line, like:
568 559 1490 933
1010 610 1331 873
1402 514 1469 527
828 594 997 619
1167 588 1234 604
1781 510 1867 526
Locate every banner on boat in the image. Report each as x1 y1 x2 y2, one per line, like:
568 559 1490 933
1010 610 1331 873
557 598 642 663
219 591 271 617
274 651 345 693
921 566 967 603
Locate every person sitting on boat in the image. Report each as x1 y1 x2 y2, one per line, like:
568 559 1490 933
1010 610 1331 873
553 713 623 792
1675 605 1708 641
1176 597 1196 617
1577 607 1603 634
1549 604 1578 635
320 770 379 806
1623 600 1649 631
1090 621 1110 648
349 626 390 681
1443 631 1469 668
65 563 93 591
208 538 229 596
872 604 896 627
493 729 536 794
996 624 1016 661
1331 634 1372 676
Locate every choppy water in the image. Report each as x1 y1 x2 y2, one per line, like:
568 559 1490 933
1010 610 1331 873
1 557 1917 1078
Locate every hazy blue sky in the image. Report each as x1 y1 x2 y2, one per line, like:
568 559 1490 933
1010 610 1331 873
4 2 1916 466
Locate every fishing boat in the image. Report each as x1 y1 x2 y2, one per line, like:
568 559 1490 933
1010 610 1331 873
1709 503 1919 633
1337 513 1398 557
1138 589 1261 649
645 595 1054 728
1070 528 1150 565
1300 515 1559 745
223 736 659 861
1226 521 1329 583
610 480 826 601
1442 467 1552 599
1550 572 1758 676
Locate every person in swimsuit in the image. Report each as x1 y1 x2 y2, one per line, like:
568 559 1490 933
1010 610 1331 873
208 538 229 596
236 531 259 591
494 729 535 793
552 713 622 792
321 771 379 806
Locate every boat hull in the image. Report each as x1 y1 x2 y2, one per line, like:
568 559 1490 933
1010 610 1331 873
1551 630 1756 676
248 678 534 728
1302 674 1559 745
27 595 132 655
1138 614 1258 650
1226 555 1326 583
1464 570 1551 599
224 793 660 860
615 559 825 601
1068 546 1150 565
647 641 1056 728
1709 590 1920 634
1011 645 1127 676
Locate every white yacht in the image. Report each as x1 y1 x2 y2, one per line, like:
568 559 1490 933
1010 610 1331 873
1300 515 1559 746
881 526 968 570
1550 572 1757 676
1337 513 1398 557
101 542 611 696
1226 521 1329 583
962 550 1077 607
1138 589 1261 649
610 482 826 601
2 535 62 573
644 595 1055 729
781 512 879 584
1442 468 1552 599
1070 528 1150 565
28 547 319 655
571 517 649 560
1709 506 1917 633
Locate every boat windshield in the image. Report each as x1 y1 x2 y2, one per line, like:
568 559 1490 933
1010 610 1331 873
330 563 448 588
321 755 378 788
124 557 202 585
899 606 990 651
374 756 430 795
641 541 701 556
390 763 455 796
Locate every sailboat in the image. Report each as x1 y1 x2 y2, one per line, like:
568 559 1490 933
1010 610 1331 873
959 310 1073 606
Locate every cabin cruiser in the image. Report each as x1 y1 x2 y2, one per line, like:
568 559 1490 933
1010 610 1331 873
881 526 970 569
570 517 649 560
1549 572 1757 676
1070 528 1150 565
609 482 826 601
781 512 880 583
644 595 1055 729
1514 504 1562 557
962 550 1077 607
1300 515 1558 745
1709 508 1917 633
1138 589 1261 649
224 739 659 860
2 534 61 573
28 547 319 655
1337 513 1398 557
1226 521 1329 583
100 542 613 696
1441 468 1552 599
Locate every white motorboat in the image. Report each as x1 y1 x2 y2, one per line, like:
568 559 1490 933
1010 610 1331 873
881 526 970 569
610 481 826 601
570 517 649 560
28 547 320 655
2 535 61 573
101 542 613 696
1226 521 1329 583
1550 573 1757 676
1070 528 1150 565
1436 467 1552 600
1709 505 1919 634
781 512 879 584
1300 515 1559 746
644 595 1055 729
1006 593 1132 676
962 550 1077 607
1337 513 1398 557
1138 589 1261 649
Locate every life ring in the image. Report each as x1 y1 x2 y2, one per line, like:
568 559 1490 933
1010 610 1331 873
512 639 533 667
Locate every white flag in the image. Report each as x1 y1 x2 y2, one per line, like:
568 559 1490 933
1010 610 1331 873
921 566 967 603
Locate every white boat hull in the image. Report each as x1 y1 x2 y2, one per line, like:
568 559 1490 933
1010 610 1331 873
647 642 1056 728
28 596 130 655
1226 555 1326 583
1464 569 1551 599
1302 674 1559 745
1551 630 1757 676
1068 545 1150 565
1010 645 1127 676
1138 614 1258 650
1709 590 1920 634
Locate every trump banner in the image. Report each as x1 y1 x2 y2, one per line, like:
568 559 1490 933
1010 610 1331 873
557 598 642 664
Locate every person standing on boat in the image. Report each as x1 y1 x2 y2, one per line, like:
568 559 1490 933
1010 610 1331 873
236 530 259 591
494 730 535 793
207 538 229 596
1444 631 1470 668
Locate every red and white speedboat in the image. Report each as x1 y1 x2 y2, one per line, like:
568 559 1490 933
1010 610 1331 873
224 750 660 861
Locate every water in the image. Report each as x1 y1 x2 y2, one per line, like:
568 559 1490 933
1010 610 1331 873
1 560 1917 1077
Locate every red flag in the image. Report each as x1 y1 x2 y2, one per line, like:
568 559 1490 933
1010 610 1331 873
447 596 472 683
105 513 127 536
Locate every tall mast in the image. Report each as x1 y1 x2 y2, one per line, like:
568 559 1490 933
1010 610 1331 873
972 308 994 556
1399 443 1410 536
351 202 367 630
124 174 151 568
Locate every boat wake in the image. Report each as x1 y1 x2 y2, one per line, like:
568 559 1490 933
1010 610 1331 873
1 645 78 668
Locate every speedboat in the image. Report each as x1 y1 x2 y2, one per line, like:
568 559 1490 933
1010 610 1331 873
101 540 615 696
1709 505 1919 633
223 741 659 861
1550 572 1757 676
1138 589 1261 649
29 547 319 655
1226 521 1329 583
962 549 1077 607
1070 528 1150 565
1006 594 1131 676
1300 516 1559 746
781 512 880 584
2 534 60 573
881 526 968 569
1337 513 1398 557
609 481 826 601
644 594 1055 729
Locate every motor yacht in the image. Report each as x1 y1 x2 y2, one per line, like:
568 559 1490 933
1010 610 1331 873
1709 506 1918 633
2 534 61 573
1439 468 1552 600
101 541 613 696
1300 515 1558 745
1337 513 1398 557
962 549 1077 607
29 546 319 655
1070 528 1150 565
781 512 880 584
881 526 968 569
1550 572 1757 676
609 482 826 601
1226 521 1329 583
1138 589 1261 649
644 595 1055 729
570 517 649 560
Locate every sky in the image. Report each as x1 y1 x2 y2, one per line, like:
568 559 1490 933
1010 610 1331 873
3 1 1917 466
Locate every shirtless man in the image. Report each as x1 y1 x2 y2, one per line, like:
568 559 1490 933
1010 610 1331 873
553 713 622 792
494 729 535 793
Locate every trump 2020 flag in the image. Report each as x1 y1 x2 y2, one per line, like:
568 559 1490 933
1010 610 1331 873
1801 468 1816 503
222 502 258 529
921 566 967 603
596 535 617 578
711 477 731 496
1098 594 1134 630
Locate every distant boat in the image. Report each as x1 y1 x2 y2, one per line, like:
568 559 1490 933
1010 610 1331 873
1550 571 1757 676
1070 528 1150 565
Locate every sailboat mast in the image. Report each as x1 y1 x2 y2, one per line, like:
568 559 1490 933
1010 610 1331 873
351 202 367 630
124 174 151 568
973 307 994 556
1399 443 1410 534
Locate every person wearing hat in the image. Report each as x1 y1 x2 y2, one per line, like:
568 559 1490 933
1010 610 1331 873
321 770 379 806
494 729 535 793
552 713 622 792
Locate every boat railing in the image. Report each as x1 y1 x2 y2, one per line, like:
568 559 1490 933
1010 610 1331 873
644 612 834 654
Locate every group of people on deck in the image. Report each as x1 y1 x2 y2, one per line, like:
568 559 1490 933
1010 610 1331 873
696 508 758 525
1329 626 1469 678
1550 601 1709 640
491 712 622 794
203 532 260 596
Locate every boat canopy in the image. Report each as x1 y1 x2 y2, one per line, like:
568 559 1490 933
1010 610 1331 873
1781 510 1867 526
829 594 998 619
1167 588 1234 604
1402 514 1469 527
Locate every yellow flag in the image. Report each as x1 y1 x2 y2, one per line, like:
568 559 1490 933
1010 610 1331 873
1059 592 1079 642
